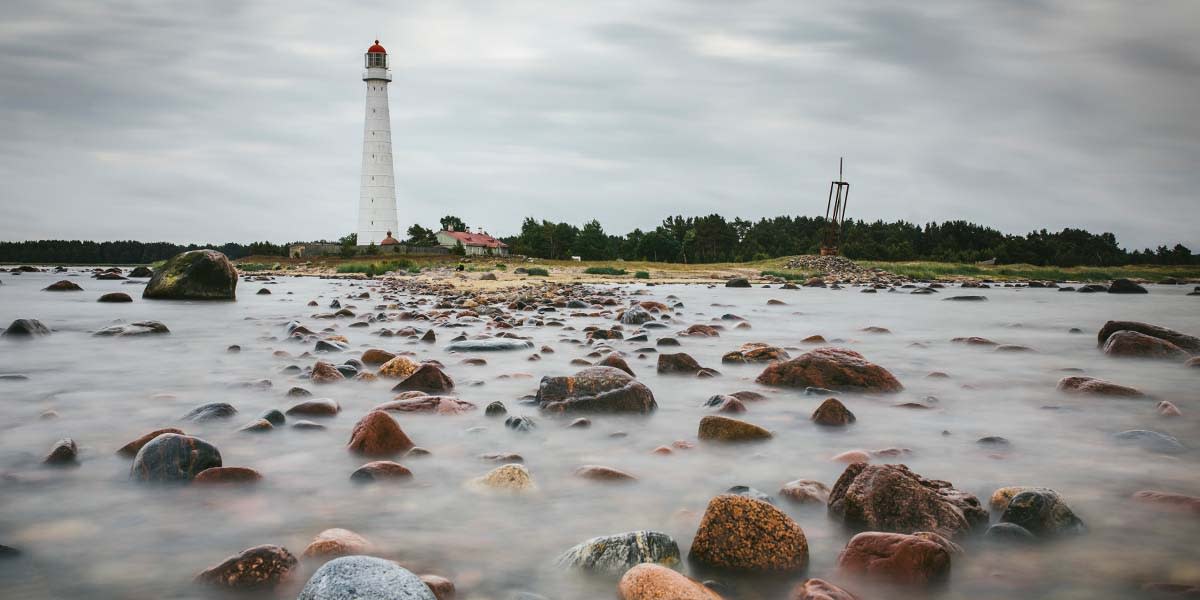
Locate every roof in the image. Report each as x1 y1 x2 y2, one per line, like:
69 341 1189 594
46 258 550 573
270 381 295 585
367 40 386 54
440 230 508 248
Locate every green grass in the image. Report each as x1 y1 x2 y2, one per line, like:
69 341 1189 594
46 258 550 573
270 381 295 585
859 261 1200 282
584 266 627 276
635 271 650 279
336 259 415 276
525 267 549 277
238 263 273 272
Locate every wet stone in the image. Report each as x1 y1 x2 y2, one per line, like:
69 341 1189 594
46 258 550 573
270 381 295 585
194 544 297 590
297 555 436 600
130 433 221 483
557 530 680 574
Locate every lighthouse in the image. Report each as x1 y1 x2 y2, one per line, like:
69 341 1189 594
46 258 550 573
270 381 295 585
357 40 399 246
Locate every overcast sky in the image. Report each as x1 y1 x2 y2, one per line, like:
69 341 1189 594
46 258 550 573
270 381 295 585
0 0 1197 249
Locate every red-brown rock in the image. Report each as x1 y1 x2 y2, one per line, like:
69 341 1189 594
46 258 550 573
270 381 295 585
375 395 475 415
286 398 340 416
780 479 831 505
1102 330 1190 360
350 460 413 482
347 411 414 456
117 427 186 457
1097 321 1200 354
757 348 902 393
827 463 987 540
812 398 855 426
390 363 455 393
361 348 397 365
597 352 635 376
836 531 954 587
310 360 345 384
302 528 372 558
574 465 637 482
789 578 858 600
1056 376 1145 398
421 574 456 600
193 466 262 485
698 415 772 442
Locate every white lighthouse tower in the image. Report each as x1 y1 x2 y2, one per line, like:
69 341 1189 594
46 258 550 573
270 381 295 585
357 40 399 246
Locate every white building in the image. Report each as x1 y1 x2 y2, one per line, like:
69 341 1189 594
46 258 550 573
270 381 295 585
357 40 399 246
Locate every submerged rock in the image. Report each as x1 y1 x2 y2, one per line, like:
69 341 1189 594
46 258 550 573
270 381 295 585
3 319 51 337
790 578 858 600
618 563 721 600
130 433 221 482
557 530 680 574
1056 376 1145 398
117 427 186 457
194 544 297 590
1097 321 1200 354
1113 429 1186 454
43 438 79 466
93 320 170 337
780 479 831 505
812 398 855 426
697 415 772 442
757 347 902 393
44 280 83 291
97 292 133 303
297 556 436 600
996 488 1086 537
1102 330 1190 360
445 339 534 352
193 466 262 485
182 402 237 422
468 463 535 493
347 411 414 456
827 463 987 539
143 249 238 300
836 531 955 587
689 494 808 574
721 342 790 364
536 366 657 414
1107 278 1148 294
350 461 413 483
390 363 454 393
302 528 373 559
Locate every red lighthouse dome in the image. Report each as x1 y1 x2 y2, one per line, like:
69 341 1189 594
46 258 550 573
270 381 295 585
367 40 386 54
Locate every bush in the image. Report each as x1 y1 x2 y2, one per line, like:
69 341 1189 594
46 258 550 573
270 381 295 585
238 263 272 272
584 266 627 275
495 264 507 270
759 270 808 281
525 267 549 276
635 271 650 279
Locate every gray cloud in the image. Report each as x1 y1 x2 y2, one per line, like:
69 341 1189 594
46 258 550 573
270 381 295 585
0 0 1196 249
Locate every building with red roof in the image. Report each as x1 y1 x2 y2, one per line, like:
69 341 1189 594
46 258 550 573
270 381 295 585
435 227 510 256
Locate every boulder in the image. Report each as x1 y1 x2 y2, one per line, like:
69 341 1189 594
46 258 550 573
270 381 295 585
44 280 83 291
1102 330 1190 360
350 461 413 483
1108 278 1148 294
721 342 790 364
93 321 170 337
812 398 855 426
390 364 454 393
467 463 535 493
689 494 808 573
574 465 637 482
780 479 831 505
117 427 185 457
725 277 752 288
376 395 475 415
286 399 341 417
297 556 436 600
621 306 654 325
597 352 635 376
143 249 238 300
789 578 858 600
128 266 153 277
697 415 772 442
43 438 79 466
97 292 133 303
536 366 657 414
836 531 954 587
361 349 397 365
3 318 50 337
311 361 346 384
194 544 297 590
302 528 373 559
1097 321 1200 354
419 575 455 600
757 348 902 393
193 466 262 485
1056 376 1145 398
130 433 221 482
618 563 722 600
827 463 987 539
182 402 237 422
444 339 534 352
378 355 421 379
657 353 704 375
557 530 679 574
997 488 1086 537
347 411 414 456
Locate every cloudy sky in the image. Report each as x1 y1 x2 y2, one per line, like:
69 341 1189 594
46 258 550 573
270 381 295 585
0 0 1197 249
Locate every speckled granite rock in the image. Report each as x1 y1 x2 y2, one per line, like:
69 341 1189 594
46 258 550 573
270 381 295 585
557 530 680 574
618 563 722 600
297 555 436 600
827 463 987 540
130 433 221 482
688 494 808 573
194 544 297 590
536 366 657 414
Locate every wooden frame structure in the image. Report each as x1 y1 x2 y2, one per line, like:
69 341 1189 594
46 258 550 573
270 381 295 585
820 157 850 256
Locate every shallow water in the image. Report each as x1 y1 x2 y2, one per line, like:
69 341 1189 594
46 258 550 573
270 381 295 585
0 270 1197 599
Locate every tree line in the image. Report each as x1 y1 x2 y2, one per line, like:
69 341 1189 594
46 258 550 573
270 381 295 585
504 215 1196 267
1 215 1193 267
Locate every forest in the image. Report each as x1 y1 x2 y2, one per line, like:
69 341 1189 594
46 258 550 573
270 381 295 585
0 215 1193 267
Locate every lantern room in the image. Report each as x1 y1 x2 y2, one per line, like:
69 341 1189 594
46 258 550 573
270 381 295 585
364 40 388 69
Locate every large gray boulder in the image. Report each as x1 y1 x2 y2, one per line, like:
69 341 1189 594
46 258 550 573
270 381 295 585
557 530 679 574
298 555 436 600
143 249 237 300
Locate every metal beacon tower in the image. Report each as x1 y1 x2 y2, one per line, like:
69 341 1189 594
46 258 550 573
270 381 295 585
357 40 399 246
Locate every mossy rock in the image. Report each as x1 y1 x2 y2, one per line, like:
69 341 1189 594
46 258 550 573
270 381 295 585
143 249 237 300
